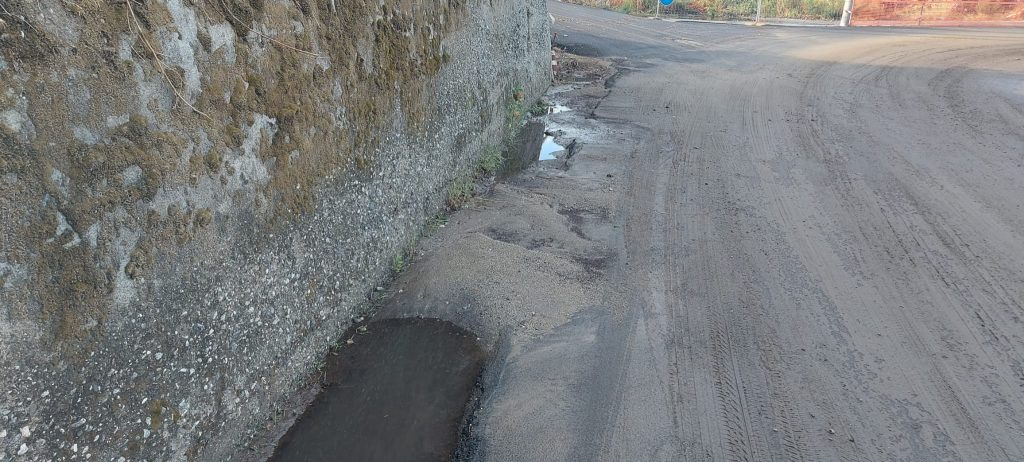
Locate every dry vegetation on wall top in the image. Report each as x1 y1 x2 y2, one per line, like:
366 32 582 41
0 0 467 349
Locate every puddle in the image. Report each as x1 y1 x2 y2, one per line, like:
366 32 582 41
271 318 485 462
548 104 571 114
540 135 565 160
502 120 546 177
506 122 572 167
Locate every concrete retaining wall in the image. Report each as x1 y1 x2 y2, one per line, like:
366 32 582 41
0 0 550 459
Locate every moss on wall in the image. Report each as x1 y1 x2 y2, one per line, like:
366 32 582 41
0 0 468 351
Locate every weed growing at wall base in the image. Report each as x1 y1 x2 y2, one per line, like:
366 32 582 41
477 144 505 175
507 86 529 132
447 177 476 210
392 253 407 273
529 101 551 117
426 213 449 235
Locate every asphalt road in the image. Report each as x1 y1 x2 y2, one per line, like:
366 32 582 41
385 4 1024 461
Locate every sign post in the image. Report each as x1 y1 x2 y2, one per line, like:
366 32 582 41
840 0 854 26
657 0 672 18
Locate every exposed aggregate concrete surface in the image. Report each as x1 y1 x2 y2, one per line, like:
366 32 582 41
0 0 551 460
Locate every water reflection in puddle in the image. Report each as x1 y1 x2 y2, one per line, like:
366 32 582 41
540 136 565 160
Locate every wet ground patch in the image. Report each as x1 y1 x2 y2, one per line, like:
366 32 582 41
558 206 611 240
483 227 555 250
271 318 485 462
574 253 616 279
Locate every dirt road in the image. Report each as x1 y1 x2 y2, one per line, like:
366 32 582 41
382 4 1024 461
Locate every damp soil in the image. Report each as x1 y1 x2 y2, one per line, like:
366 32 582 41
270 318 486 462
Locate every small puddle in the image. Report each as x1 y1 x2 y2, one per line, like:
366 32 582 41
540 135 565 160
548 104 571 114
271 318 485 462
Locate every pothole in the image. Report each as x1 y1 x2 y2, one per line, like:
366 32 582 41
271 318 485 462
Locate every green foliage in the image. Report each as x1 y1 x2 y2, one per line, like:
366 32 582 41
477 144 505 175
529 101 550 117
392 252 407 273
447 176 475 209
506 85 530 130
425 213 449 235
443 87 533 213
507 99 526 130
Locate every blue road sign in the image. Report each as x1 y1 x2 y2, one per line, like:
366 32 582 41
660 0 673 5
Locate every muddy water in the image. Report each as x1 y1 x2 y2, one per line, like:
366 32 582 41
270 318 485 462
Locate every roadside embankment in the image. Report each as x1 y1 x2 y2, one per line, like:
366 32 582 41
0 0 549 459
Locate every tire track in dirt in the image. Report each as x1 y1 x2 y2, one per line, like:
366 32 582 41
660 67 783 461
788 35 1024 460
735 64 823 462
479 4 1024 461
792 54 991 461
